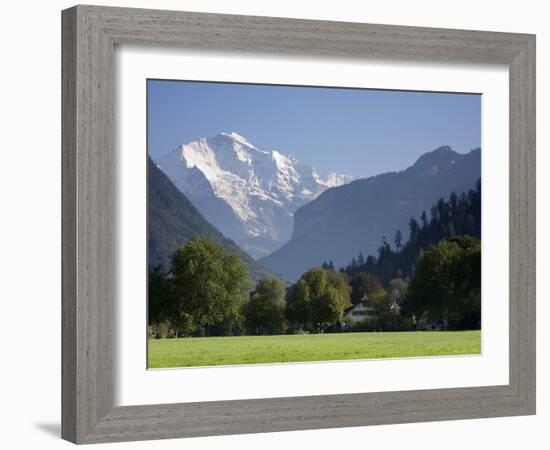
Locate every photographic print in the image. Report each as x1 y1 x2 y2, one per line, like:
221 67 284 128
147 80 482 369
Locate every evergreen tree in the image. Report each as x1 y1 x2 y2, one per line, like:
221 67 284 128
448 222 456 237
420 210 428 229
449 191 458 217
437 197 448 225
365 255 377 274
430 205 439 223
409 218 419 241
339 179 481 288
394 229 403 252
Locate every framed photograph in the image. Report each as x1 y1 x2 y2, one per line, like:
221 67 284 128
62 5 536 444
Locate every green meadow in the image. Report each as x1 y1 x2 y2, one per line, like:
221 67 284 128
147 330 481 368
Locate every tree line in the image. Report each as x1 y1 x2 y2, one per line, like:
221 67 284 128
334 178 481 285
149 181 481 338
148 237 355 337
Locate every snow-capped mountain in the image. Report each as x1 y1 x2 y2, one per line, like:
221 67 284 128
155 132 353 258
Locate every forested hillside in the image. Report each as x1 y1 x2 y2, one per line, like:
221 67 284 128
261 146 481 280
338 179 481 285
147 156 272 282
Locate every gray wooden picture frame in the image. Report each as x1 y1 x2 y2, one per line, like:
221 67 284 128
61 4 536 444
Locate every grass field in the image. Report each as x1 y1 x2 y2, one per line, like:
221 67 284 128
147 330 481 368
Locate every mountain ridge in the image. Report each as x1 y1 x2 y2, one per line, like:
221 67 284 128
155 132 353 258
147 156 273 283
260 146 481 280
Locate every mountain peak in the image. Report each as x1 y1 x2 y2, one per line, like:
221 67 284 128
155 132 354 258
217 131 254 147
412 145 460 169
260 146 481 280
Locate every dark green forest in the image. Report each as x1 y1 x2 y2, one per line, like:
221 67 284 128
149 180 481 338
335 178 481 284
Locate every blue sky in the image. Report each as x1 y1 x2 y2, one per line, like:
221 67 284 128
147 79 481 178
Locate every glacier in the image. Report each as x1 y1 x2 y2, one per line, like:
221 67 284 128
155 132 353 259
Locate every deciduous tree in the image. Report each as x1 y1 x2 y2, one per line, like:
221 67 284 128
286 268 351 332
404 236 481 329
243 277 286 335
169 237 249 336
148 265 171 338
350 272 383 305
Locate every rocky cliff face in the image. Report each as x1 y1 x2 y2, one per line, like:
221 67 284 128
147 156 273 283
260 146 481 280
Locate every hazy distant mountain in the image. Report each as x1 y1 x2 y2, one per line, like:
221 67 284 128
147 156 273 283
155 132 353 259
259 146 481 280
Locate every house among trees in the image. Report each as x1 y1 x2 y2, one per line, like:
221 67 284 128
148 183 481 339
344 301 375 324
344 299 401 325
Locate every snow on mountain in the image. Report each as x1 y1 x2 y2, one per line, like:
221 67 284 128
155 132 354 259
